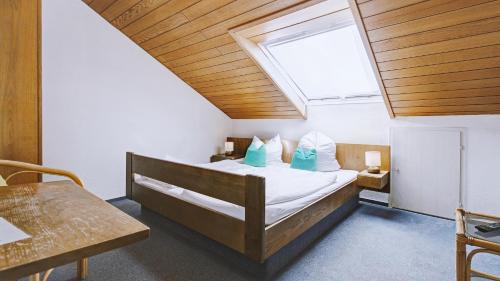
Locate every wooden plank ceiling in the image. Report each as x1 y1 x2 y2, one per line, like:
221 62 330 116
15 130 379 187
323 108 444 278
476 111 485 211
352 0 500 116
85 0 500 118
83 0 308 119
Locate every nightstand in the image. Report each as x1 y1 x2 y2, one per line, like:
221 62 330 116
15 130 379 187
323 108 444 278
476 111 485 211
210 154 243 162
357 170 389 190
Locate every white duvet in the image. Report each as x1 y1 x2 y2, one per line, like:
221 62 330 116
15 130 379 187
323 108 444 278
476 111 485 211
196 160 337 205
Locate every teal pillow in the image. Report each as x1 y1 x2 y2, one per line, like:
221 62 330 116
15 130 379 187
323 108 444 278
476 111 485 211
291 148 317 171
244 143 266 167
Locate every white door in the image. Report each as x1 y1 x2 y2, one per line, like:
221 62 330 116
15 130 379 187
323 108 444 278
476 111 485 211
390 128 462 219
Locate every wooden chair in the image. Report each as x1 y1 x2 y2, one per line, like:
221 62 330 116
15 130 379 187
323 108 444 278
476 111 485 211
0 160 88 281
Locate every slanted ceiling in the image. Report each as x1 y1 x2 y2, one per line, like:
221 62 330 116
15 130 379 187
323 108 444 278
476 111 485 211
351 0 500 117
83 0 312 119
84 0 500 119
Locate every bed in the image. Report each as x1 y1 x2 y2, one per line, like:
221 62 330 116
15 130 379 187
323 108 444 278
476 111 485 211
134 162 359 225
126 138 390 264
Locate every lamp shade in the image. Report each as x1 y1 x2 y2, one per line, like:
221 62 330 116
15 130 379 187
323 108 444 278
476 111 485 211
365 151 381 167
224 142 234 152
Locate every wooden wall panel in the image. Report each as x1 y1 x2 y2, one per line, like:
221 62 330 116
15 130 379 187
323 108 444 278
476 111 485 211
84 0 305 119
0 0 41 184
352 0 500 117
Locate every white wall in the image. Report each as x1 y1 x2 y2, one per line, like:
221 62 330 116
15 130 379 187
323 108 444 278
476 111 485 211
232 103 391 144
393 115 500 216
232 103 500 215
42 0 232 200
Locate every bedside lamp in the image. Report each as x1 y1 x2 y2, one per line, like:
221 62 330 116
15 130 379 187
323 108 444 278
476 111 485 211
365 151 381 174
224 141 234 156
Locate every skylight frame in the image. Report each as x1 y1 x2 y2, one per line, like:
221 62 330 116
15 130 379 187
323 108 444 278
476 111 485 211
229 0 391 117
258 22 382 105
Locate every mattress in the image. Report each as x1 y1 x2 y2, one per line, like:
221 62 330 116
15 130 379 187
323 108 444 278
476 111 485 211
134 160 358 225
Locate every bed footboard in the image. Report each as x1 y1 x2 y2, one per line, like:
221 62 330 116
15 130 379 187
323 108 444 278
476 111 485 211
126 152 266 261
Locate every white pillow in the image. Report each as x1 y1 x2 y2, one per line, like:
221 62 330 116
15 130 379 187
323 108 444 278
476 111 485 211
265 134 283 164
298 131 340 171
250 136 264 149
248 135 283 165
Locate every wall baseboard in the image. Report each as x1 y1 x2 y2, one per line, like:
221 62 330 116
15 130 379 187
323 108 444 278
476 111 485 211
106 196 126 203
360 198 388 207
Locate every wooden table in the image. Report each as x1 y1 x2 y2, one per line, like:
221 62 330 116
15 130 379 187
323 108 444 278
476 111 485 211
210 154 244 163
0 180 150 280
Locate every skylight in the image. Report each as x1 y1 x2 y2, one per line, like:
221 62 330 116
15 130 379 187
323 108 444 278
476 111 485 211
262 24 380 102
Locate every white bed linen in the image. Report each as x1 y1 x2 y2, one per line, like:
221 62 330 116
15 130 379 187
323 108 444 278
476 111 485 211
134 161 357 225
196 160 338 205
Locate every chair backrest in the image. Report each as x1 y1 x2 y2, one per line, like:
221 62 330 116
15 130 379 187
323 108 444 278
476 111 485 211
0 160 84 187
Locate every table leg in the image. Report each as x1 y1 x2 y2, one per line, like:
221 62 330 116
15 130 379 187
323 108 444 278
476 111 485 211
456 237 466 281
29 273 40 281
77 258 88 280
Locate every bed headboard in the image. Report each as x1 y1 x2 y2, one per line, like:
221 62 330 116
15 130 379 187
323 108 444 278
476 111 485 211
227 137 390 172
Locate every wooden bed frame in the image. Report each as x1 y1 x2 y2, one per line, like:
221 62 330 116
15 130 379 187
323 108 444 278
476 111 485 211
126 138 390 262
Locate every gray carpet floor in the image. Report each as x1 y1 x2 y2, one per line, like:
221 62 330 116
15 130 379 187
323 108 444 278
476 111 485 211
33 200 499 281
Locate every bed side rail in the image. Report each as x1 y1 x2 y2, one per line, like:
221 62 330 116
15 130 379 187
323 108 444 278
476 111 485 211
127 152 248 206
